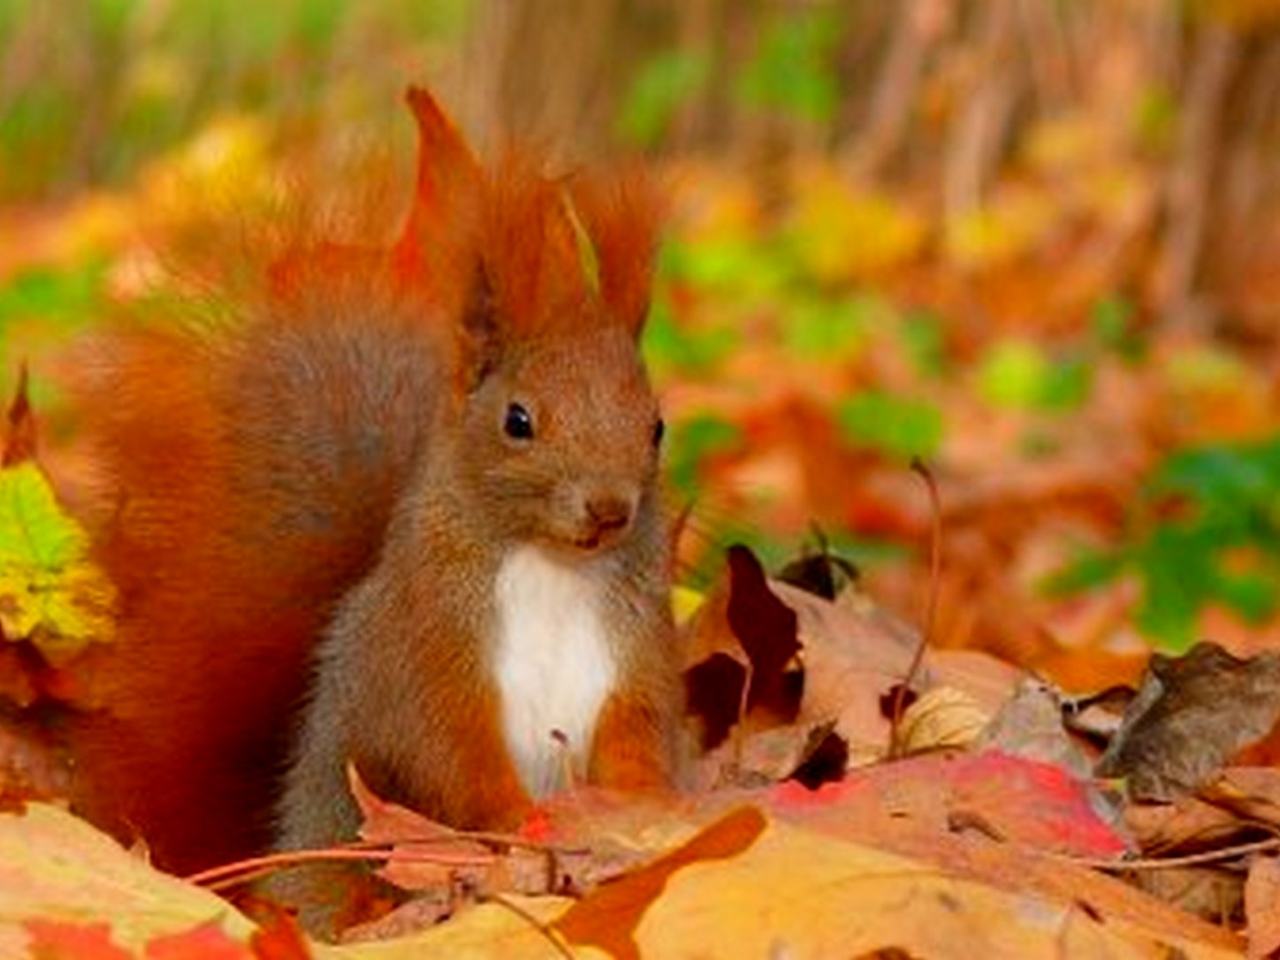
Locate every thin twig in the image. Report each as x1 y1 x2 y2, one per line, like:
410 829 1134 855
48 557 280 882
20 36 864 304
187 847 492 892
889 458 942 758
1045 836 1280 873
483 892 576 960
186 832 589 891
732 659 755 773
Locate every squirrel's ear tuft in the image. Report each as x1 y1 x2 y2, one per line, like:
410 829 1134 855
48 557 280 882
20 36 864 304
394 87 484 315
452 264 503 395
569 169 665 339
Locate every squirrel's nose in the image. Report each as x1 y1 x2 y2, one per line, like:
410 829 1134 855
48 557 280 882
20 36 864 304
586 494 634 534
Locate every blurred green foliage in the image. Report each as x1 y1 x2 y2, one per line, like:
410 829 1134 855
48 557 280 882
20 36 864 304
975 341 1092 412
0 257 112 406
837 391 944 461
735 8 842 123
0 260 109 332
0 0 470 200
617 50 711 147
1050 437 1280 650
667 415 743 498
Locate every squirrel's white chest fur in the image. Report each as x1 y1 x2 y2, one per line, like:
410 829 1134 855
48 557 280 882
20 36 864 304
493 546 617 797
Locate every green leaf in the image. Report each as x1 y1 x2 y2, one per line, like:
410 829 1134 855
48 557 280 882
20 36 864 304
668 415 743 496
1151 438 1280 503
736 10 842 122
976 340 1049 409
0 462 115 662
780 295 867 362
837 391 944 461
1090 295 1144 362
618 50 711 148
641 295 740 374
976 340 1092 412
660 236 791 298
0 258 110 332
901 310 949 378
1043 550 1126 596
1132 526 1212 652
1050 432 1280 650
1213 569 1277 624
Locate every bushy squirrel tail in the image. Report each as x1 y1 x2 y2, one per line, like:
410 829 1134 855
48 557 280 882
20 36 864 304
70 89 473 872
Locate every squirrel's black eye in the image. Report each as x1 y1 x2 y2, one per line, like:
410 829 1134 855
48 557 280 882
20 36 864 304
504 402 534 440
652 417 665 448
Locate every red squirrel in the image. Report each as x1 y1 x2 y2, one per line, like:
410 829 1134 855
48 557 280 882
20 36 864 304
70 88 679 922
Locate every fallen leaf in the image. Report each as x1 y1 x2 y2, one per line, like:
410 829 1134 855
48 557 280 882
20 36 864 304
0 804 257 954
897 685 990 754
246 906 310 960
348 764 551 902
144 919 255 960
22 919 132 960
554 806 766 960
1245 854 1280 959
767 751 1128 860
775 580 1020 762
623 808 1234 959
1124 796 1252 856
1131 867 1243 929
1202 767 1280 831
725 544 801 719
0 461 116 663
1097 642 1280 801
977 678 1093 779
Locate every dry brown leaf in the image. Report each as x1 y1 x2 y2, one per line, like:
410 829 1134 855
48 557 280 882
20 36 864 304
977 678 1093 778
1245 855 1280 959
896 685 990 754
1203 768 1280 831
1125 797 1254 856
348 764 568 904
1098 643 1280 801
774 580 1020 761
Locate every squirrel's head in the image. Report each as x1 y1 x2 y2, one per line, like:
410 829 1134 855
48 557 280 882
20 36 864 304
455 323 662 553
397 88 666 556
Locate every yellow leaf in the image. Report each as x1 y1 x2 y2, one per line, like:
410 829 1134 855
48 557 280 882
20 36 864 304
0 804 257 954
788 164 926 282
140 114 276 221
944 187 1055 270
0 462 115 662
672 586 705 625
628 815 1239 959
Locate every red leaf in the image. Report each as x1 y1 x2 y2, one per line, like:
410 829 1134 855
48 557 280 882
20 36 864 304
726 545 800 718
23 920 131 960
144 921 254 960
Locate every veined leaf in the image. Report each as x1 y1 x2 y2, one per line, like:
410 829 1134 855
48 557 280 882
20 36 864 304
0 462 115 662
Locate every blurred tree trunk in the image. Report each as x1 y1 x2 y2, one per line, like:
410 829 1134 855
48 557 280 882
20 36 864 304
455 0 679 159
944 0 1024 218
1158 21 1241 331
849 0 951 179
